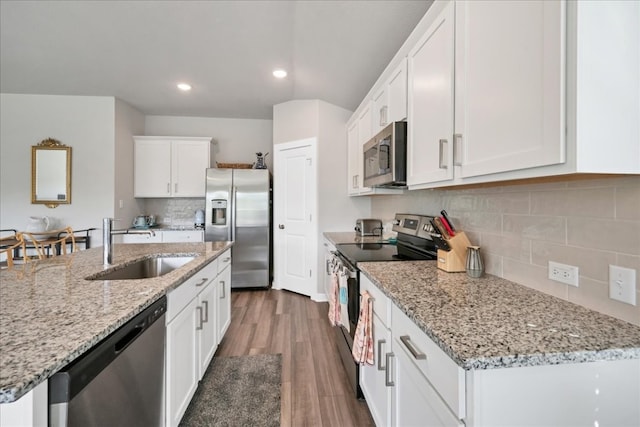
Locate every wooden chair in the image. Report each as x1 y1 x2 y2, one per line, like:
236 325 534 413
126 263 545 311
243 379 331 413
22 227 77 260
0 232 26 268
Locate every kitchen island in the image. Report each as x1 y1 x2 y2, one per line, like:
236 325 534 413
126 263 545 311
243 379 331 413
0 241 232 405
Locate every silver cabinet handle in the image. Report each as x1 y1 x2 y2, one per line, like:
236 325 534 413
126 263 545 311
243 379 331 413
438 139 448 169
380 105 388 127
202 300 209 323
220 280 226 298
278 224 285 229
174 183 178 193
377 339 387 371
223 257 231 262
196 306 203 330
400 335 427 360
196 277 208 287
167 183 170 194
453 133 463 166
385 352 395 387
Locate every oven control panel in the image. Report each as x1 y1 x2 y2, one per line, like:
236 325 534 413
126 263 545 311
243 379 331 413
393 213 436 237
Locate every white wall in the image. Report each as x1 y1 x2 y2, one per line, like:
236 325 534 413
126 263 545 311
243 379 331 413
144 115 273 171
114 98 146 227
273 99 320 144
273 99 370 299
0 94 118 245
371 175 640 326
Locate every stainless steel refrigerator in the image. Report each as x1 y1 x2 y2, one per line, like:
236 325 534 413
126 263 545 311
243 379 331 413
205 168 272 289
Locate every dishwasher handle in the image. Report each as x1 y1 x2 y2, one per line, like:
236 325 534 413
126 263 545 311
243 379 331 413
114 322 145 354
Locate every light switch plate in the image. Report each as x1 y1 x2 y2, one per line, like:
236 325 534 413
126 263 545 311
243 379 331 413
609 265 637 306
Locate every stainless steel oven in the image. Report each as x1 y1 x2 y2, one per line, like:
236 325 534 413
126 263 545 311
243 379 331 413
331 213 439 399
363 121 407 188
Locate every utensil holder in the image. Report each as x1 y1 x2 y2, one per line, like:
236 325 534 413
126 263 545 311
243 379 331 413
436 231 471 272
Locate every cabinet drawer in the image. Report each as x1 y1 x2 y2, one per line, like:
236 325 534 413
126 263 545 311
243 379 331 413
392 304 465 419
162 230 204 243
360 274 391 327
167 259 218 323
217 249 231 273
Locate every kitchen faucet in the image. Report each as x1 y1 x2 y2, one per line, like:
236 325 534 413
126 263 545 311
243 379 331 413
103 218 155 265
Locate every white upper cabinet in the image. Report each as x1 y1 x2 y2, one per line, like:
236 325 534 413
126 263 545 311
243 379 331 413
453 0 565 179
134 136 213 198
347 119 361 195
387 59 408 124
407 1 455 186
373 59 408 134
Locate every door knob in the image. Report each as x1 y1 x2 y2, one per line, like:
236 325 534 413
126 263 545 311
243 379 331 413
278 224 285 229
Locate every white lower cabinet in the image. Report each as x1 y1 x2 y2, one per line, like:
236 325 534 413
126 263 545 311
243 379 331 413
360 276 393 427
166 296 200 427
165 250 232 427
361 275 640 427
216 263 231 341
120 229 204 244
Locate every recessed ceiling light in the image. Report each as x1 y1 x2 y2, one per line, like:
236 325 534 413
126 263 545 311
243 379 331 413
177 82 192 91
272 69 287 79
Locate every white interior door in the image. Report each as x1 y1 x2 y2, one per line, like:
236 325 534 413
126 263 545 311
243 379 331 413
273 139 317 297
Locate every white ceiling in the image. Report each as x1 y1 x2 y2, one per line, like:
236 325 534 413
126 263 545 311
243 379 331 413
0 0 432 120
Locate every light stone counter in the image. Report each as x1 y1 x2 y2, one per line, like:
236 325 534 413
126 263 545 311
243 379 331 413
358 261 640 370
0 241 232 403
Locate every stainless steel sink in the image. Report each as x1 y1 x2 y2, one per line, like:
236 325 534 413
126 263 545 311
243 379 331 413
87 256 196 280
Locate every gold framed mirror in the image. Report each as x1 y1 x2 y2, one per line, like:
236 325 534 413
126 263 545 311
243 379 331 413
31 138 72 208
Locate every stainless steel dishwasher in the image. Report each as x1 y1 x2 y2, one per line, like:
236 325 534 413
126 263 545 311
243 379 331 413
49 296 167 427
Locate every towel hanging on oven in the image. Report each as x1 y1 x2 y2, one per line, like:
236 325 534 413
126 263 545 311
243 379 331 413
328 267 341 327
352 291 374 365
338 271 350 333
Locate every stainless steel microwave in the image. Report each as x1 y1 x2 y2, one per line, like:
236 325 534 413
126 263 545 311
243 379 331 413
363 121 407 188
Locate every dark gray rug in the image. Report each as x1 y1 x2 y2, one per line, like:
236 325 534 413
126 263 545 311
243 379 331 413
180 354 282 427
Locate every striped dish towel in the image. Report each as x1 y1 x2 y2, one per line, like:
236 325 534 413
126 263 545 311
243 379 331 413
328 270 341 326
351 291 374 365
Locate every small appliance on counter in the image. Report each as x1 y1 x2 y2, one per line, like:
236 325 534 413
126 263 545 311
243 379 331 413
132 215 156 229
194 209 205 230
354 218 383 237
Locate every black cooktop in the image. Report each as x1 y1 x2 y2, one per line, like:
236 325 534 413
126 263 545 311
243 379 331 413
335 242 435 267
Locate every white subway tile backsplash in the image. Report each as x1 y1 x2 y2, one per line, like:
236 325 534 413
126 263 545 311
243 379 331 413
371 175 640 325
530 241 617 283
616 185 640 221
503 214 566 244
531 187 615 218
568 217 640 254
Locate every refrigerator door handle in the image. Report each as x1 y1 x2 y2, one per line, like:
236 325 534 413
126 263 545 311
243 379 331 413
231 186 237 241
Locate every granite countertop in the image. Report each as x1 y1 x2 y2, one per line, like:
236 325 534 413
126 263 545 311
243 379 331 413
0 241 232 403
358 261 640 370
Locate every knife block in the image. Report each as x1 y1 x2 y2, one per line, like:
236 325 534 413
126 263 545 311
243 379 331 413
436 231 471 273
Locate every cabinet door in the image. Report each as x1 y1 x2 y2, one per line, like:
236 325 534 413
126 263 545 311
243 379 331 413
407 1 455 187
197 280 217 378
455 0 565 178
134 139 172 197
172 141 210 197
387 59 407 123
392 345 463 427
357 103 373 193
360 313 392 427
162 230 204 243
217 265 232 342
120 232 163 243
373 86 389 133
166 297 199 427
347 120 361 195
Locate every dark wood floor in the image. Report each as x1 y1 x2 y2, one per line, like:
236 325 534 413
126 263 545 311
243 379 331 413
215 288 375 427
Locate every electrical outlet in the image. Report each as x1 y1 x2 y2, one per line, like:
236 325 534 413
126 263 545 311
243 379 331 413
548 261 579 287
609 265 637 306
